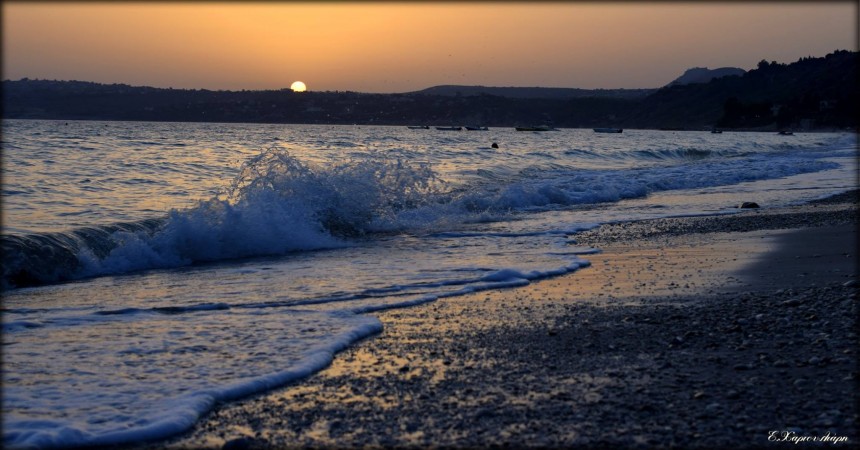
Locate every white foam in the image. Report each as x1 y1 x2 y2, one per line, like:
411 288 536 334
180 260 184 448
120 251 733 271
2 308 382 448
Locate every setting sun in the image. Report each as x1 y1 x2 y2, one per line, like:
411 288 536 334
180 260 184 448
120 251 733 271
290 81 307 92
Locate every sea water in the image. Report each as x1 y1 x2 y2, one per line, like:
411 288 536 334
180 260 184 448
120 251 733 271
2 120 856 448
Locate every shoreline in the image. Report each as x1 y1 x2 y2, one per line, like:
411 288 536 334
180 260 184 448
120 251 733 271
156 191 857 449
3 118 855 134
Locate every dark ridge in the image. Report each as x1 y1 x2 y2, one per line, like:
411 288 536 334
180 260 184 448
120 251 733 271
2 50 856 130
409 85 656 100
666 67 746 87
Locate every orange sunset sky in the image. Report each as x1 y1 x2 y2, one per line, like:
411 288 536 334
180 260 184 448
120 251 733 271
2 2 856 93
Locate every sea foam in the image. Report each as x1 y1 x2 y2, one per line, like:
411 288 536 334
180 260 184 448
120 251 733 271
2 148 443 289
1 145 842 289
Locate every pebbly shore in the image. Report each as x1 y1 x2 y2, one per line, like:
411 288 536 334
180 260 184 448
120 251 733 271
152 191 858 450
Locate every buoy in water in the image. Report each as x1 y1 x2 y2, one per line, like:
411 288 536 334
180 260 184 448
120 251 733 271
491 142 499 149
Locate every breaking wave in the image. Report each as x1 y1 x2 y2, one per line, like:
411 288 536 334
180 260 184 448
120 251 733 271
1 145 840 289
1 148 443 289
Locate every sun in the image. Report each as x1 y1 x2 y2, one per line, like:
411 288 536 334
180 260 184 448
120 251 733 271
290 81 307 92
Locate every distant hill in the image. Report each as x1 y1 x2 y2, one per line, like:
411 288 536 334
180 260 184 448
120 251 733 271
411 85 655 100
2 50 856 130
623 50 858 130
666 67 746 86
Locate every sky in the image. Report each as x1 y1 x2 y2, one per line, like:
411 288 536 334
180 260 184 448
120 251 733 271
2 2 856 93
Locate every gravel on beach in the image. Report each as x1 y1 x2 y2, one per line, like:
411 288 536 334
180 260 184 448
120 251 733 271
156 192 858 450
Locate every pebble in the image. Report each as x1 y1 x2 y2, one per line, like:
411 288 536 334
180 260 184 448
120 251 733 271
222 437 255 450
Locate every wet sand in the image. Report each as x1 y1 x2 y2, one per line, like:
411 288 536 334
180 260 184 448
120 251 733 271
156 192 857 449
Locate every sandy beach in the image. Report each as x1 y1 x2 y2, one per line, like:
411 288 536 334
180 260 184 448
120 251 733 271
154 191 857 449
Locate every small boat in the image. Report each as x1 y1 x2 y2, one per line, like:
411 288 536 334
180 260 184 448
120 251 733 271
465 126 489 131
711 128 723 134
778 130 794 136
515 125 553 132
435 126 462 131
407 126 429 130
593 128 623 133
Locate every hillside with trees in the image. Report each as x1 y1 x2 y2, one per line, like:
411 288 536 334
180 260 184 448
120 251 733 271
2 50 856 130
623 50 857 130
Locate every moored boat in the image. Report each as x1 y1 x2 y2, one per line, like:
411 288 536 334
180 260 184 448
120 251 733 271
515 125 554 131
465 126 489 131
435 126 462 131
593 128 623 133
407 126 429 129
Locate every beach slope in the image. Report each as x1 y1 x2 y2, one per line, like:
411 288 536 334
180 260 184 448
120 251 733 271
160 192 857 449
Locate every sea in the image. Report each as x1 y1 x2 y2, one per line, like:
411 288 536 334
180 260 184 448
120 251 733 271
2 119 856 448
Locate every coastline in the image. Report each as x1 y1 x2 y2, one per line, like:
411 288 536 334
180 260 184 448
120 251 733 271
2 117 854 133
156 191 857 449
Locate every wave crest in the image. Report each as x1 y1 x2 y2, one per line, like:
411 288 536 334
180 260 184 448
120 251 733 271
226 148 443 236
2 148 445 289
